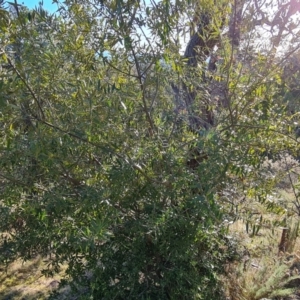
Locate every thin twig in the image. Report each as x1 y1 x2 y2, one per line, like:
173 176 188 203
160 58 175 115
130 46 155 134
6 56 45 120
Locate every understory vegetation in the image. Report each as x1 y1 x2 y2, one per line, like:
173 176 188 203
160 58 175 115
1 0 300 299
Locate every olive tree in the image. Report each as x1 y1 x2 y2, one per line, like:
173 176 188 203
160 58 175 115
1 0 300 299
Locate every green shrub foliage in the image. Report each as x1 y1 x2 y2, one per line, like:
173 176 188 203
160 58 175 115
0 0 300 299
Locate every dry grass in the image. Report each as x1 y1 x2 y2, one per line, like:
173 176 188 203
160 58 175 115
221 155 300 300
224 256 300 300
223 218 300 300
0 256 66 300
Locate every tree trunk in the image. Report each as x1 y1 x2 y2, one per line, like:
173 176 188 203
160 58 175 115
173 1 246 131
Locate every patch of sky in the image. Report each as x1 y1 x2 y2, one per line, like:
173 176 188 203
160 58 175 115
18 0 58 13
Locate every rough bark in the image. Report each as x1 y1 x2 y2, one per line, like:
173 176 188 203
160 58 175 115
173 1 247 131
173 12 219 131
184 13 213 67
228 0 244 47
